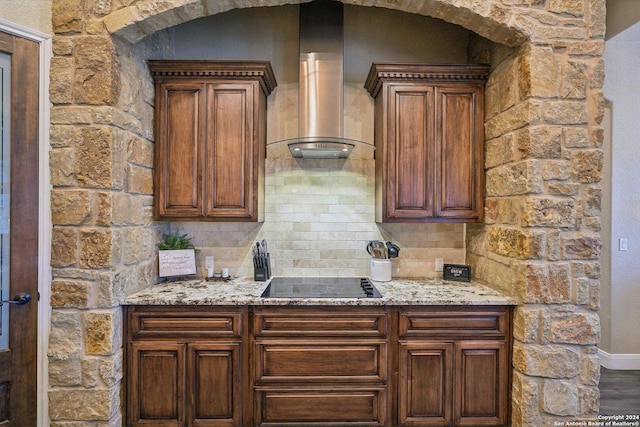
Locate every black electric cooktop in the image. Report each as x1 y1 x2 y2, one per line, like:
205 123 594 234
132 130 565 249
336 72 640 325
260 277 382 299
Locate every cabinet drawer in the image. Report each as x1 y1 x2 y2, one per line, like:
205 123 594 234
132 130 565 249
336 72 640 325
399 307 509 338
254 308 387 337
256 387 387 426
255 341 387 382
128 307 243 338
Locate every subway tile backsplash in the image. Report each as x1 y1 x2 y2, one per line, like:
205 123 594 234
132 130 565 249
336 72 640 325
172 158 465 279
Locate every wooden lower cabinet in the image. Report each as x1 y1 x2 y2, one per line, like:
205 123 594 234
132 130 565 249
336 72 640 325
129 341 242 426
455 341 508 426
253 307 389 426
190 343 242 424
130 341 185 425
397 307 511 427
399 342 453 426
398 341 509 426
125 307 248 426
125 305 511 427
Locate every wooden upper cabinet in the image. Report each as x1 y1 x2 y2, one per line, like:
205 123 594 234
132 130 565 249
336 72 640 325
365 63 489 223
386 84 435 221
437 84 485 221
154 81 205 219
205 82 254 219
149 61 277 221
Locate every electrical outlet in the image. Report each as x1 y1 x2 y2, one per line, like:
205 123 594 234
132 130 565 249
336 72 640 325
205 256 214 270
435 258 444 272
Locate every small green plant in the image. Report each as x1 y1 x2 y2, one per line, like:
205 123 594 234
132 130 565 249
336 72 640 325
157 230 199 252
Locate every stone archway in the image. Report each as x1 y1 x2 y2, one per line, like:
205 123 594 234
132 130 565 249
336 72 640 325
48 0 605 425
102 0 529 47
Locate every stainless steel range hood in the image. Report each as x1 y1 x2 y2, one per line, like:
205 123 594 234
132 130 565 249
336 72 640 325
269 0 374 159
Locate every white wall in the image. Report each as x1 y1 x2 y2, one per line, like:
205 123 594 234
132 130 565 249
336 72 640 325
0 0 52 35
602 20 640 361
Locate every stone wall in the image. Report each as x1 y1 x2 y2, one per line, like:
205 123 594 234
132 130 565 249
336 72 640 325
48 0 605 425
48 5 164 425
467 11 605 425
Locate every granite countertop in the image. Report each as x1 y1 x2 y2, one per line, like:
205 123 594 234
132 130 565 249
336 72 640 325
122 277 516 306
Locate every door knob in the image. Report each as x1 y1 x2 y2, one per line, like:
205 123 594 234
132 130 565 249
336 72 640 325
0 293 31 306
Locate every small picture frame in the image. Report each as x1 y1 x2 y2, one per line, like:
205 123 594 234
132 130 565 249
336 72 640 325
158 249 197 278
443 264 471 282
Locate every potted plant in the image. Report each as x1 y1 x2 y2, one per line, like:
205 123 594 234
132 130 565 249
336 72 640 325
157 230 199 251
157 230 199 279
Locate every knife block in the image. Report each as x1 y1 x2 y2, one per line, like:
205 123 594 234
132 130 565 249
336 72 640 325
254 254 271 281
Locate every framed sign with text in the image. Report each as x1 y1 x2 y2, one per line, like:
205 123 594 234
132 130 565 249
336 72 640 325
158 249 197 278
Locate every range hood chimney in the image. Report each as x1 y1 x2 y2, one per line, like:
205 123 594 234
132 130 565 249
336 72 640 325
274 0 374 159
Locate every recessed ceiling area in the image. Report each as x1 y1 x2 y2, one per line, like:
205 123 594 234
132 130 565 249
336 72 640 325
606 0 640 39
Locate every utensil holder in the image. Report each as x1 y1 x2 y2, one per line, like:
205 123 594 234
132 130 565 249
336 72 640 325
370 259 392 282
253 253 271 281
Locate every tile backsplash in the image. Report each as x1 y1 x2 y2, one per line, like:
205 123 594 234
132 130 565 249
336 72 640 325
171 158 465 279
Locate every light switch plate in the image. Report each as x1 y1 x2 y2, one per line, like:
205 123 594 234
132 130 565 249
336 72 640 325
619 238 628 251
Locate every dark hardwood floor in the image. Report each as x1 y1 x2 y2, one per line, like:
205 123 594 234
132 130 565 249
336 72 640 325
599 367 640 415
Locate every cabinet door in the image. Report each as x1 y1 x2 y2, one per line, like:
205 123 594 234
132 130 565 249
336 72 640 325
155 82 205 219
188 342 242 427
435 85 484 221
205 82 257 220
128 341 186 427
454 341 508 426
398 342 453 426
386 84 435 221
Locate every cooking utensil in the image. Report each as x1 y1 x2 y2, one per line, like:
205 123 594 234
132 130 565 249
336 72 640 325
375 241 387 259
386 241 400 258
366 241 377 258
366 241 375 257
366 240 387 259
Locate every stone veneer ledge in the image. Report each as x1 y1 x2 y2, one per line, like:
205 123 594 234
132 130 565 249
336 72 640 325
49 0 605 425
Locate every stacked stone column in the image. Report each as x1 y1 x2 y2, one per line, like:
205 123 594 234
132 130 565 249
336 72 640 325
467 2 605 424
49 1 158 424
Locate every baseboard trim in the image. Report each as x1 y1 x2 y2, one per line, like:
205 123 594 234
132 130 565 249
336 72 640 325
599 349 640 369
